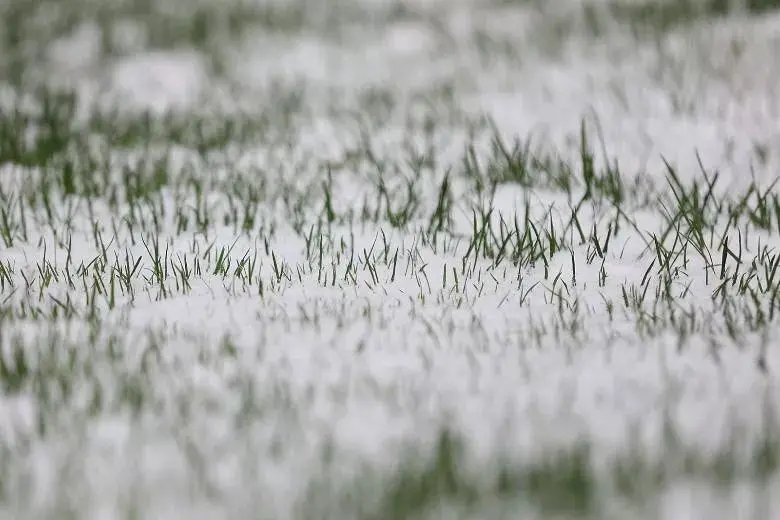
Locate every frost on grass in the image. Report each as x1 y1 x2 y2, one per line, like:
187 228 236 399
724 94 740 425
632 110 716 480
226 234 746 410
1 0 780 519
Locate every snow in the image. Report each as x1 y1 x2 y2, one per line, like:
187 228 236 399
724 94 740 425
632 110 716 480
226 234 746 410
1 0 780 519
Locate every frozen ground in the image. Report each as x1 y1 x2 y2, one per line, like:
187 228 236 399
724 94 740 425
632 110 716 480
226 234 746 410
1 0 780 518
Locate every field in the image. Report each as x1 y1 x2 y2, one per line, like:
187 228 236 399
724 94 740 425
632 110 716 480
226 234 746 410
2 0 780 518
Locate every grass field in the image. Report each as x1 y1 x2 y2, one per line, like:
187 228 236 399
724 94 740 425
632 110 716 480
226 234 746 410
2 0 780 518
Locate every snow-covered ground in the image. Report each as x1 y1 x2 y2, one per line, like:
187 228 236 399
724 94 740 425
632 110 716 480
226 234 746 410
1 0 780 518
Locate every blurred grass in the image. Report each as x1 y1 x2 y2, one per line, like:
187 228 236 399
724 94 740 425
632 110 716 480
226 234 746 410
583 0 780 37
